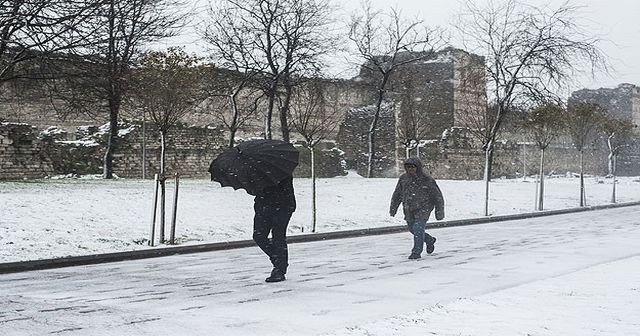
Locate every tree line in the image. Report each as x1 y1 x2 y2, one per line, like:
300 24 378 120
512 100 634 211
1 0 628 201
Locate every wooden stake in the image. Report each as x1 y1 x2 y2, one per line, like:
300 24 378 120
149 174 160 246
169 173 180 245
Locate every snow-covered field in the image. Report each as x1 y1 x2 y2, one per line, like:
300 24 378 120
2 173 640 336
1 173 639 263
1 203 639 336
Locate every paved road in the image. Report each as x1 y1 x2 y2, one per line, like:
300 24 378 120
1 206 639 336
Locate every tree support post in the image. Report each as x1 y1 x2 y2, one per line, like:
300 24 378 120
169 173 180 244
149 174 160 246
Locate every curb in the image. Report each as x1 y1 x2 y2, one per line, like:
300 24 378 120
2 201 639 274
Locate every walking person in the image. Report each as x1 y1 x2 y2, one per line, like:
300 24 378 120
252 176 296 282
390 157 445 259
208 139 299 283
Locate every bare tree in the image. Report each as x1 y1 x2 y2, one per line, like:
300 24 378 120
201 9 265 147
523 102 565 211
131 47 205 243
201 73 263 148
601 116 635 203
54 0 186 179
566 102 606 207
0 0 101 86
133 48 205 177
203 0 336 142
456 0 608 215
289 80 341 232
348 2 444 177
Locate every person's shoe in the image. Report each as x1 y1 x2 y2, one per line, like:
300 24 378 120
426 237 437 254
265 268 286 283
408 253 421 260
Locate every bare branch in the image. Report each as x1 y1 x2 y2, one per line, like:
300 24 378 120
348 1 446 177
201 0 338 141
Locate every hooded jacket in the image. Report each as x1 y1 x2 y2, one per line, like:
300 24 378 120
254 176 296 212
390 157 445 221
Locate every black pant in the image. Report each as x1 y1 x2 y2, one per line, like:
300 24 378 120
253 205 293 273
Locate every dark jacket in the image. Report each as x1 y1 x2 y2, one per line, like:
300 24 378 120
390 157 444 221
254 176 296 212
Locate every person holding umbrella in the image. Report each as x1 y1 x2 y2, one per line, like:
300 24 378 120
209 139 299 283
390 157 445 260
252 175 296 282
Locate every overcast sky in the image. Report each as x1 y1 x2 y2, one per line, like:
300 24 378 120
347 0 640 91
171 0 639 92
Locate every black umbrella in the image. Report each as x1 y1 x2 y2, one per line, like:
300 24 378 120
208 139 299 195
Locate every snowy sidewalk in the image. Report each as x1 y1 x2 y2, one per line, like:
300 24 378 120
1 206 640 336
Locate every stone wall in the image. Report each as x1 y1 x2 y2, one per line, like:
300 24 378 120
184 77 373 142
0 123 54 179
1 121 350 180
2 119 632 180
0 81 96 132
112 124 226 178
0 123 228 180
412 131 612 180
293 141 347 178
336 104 397 177
3 51 638 181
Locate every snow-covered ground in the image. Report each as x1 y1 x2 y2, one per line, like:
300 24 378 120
1 173 639 263
1 205 639 336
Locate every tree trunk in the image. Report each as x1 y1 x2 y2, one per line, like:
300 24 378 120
102 108 118 179
159 178 166 243
142 113 147 179
311 146 317 233
579 150 585 207
366 86 386 178
486 145 495 182
537 148 545 211
611 154 617 203
160 131 166 176
280 82 292 143
104 0 117 179
229 94 239 147
228 128 237 148
265 89 275 140
483 141 493 216
366 119 378 178
522 143 527 180
159 131 167 243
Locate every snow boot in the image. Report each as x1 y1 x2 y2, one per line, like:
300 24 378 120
408 253 421 260
426 237 437 254
265 268 286 283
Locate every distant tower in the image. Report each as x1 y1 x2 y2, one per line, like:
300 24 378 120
337 47 487 176
390 48 486 173
570 83 640 132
